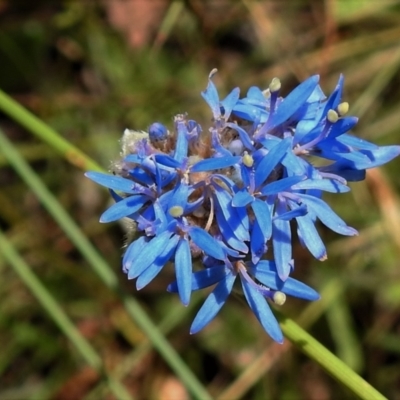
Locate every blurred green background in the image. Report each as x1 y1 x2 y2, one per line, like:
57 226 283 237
1 1 400 399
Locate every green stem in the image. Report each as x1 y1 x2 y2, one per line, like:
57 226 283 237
0 89 102 171
276 311 388 400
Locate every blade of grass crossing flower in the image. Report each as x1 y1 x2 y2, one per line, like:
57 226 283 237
0 130 212 400
0 229 132 400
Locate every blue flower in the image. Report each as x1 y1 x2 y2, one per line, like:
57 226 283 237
86 70 399 341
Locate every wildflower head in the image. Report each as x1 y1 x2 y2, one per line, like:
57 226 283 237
86 70 400 342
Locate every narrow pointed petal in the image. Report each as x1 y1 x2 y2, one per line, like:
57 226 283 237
175 239 192 306
232 189 254 207
190 272 236 334
360 146 400 168
174 120 189 162
261 175 305 195
272 215 292 281
297 194 357 236
291 178 350 193
85 172 138 194
240 277 283 343
191 156 241 172
189 227 226 260
250 267 320 301
250 219 266 264
136 235 179 289
251 199 272 240
274 204 307 221
127 231 172 279
255 138 292 188
213 186 250 241
167 264 228 292
201 71 221 119
100 195 147 222
267 75 320 130
122 236 148 274
221 87 240 119
168 182 189 211
296 214 327 260
225 122 255 151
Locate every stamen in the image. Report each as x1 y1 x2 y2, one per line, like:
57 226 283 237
169 206 184 218
273 291 286 305
269 78 281 93
337 102 349 116
327 109 339 124
242 152 254 167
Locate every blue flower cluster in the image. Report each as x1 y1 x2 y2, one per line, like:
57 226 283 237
86 70 400 342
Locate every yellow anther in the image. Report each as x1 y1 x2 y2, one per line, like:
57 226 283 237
273 291 286 306
169 206 184 218
269 77 281 93
242 152 254 167
327 109 339 123
337 102 349 116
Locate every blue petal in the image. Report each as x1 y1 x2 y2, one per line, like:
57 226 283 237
323 75 344 113
359 146 400 168
136 235 179 289
292 178 350 193
127 231 173 279
232 102 265 122
267 75 320 130
337 134 378 150
175 238 192 306
255 137 292 188
274 204 307 220
225 122 255 151
190 272 236 334
272 204 292 280
189 227 226 260
174 120 189 162
249 266 320 301
213 186 250 241
232 189 254 207
221 87 240 119
122 236 148 274
168 182 189 211
167 264 228 292
154 154 182 168
295 214 327 260
191 156 241 172
214 205 249 253
250 219 266 264
201 71 221 119
240 277 283 343
85 172 138 194
297 194 357 236
261 175 305 195
251 199 272 240
328 117 358 139
100 195 148 222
